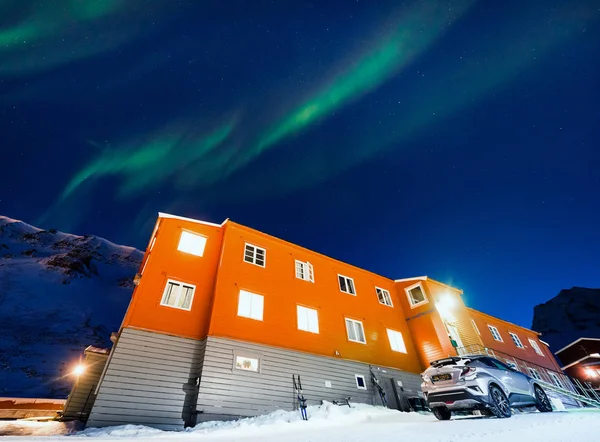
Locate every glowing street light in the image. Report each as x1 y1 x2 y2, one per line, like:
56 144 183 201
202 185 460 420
436 293 457 322
73 364 86 376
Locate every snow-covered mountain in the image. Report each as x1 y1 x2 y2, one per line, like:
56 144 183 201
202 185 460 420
532 287 600 351
0 216 142 398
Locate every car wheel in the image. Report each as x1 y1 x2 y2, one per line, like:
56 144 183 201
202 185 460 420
432 406 452 421
534 385 553 412
489 385 511 418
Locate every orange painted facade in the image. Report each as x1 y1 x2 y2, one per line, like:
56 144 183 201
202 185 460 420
468 308 562 372
119 212 564 377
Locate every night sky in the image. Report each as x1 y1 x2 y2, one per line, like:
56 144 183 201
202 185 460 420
2 0 599 330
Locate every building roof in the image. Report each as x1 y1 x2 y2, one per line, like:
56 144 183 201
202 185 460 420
394 276 464 295
158 212 228 228
466 307 542 337
555 337 600 355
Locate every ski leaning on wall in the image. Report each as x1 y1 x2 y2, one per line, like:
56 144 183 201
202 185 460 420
293 374 308 420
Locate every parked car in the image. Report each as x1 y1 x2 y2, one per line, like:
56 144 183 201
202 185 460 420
421 355 553 420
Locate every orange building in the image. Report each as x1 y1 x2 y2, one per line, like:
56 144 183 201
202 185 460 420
79 213 568 429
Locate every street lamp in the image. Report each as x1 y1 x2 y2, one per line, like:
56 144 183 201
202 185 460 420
73 364 86 376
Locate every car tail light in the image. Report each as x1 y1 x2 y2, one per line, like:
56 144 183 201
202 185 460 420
460 367 476 377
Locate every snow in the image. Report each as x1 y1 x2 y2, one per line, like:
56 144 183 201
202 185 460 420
1 403 600 441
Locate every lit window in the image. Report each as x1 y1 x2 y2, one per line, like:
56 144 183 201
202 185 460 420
488 325 503 342
345 318 366 344
338 275 356 295
235 356 259 372
355 375 367 390
295 260 314 282
177 230 207 256
509 332 525 349
405 283 428 307
471 319 481 335
386 329 407 353
529 338 544 356
244 243 266 267
160 280 195 310
376 287 393 307
237 290 264 321
297 306 319 334
528 368 541 380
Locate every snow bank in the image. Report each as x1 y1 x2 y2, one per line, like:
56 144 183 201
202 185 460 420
81 402 432 438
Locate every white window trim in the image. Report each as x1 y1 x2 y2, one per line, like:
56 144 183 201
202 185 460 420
355 374 367 390
471 319 481 335
505 360 518 370
237 289 264 321
296 305 319 334
529 338 545 356
487 325 503 342
233 353 261 373
345 318 366 344
528 367 541 380
177 230 207 257
548 371 563 388
338 274 356 296
404 282 429 308
159 279 196 311
509 332 525 349
244 243 266 267
375 287 393 307
295 260 315 283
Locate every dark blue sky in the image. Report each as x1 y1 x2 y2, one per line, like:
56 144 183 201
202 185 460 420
1 0 599 330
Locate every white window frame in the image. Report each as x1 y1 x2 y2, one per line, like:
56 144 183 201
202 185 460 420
345 318 366 344
237 290 264 321
471 319 481 335
295 260 315 282
244 243 266 267
296 305 319 334
376 287 393 307
234 354 261 373
529 338 544 356
386 329 407 353
488 325 503 342
509 332 525 349
548 371 563 388
355 374 367 390
338 274 356 295
177 230 207 257
528 367 541 380
160 279 196 311
404 282 428 308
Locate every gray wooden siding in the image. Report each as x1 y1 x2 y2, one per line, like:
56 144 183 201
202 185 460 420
86 328 205 430
62 351 108 420
196 336 422 421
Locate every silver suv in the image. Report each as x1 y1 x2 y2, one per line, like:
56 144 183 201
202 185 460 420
421 355 553 420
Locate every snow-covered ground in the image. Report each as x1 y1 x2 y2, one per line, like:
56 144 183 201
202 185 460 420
1 403 599 442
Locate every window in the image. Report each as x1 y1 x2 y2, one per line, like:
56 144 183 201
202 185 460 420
376 287 393 307
488 358 514 371
529 338 544 356
177 230 207 256
345 318 366 344
548 372 563 388
235 356 259 372
295 260 314 282
237 290 264 321
297 306 319 334
505 360 519 371
405 283 428 307
355 375 367 390
509 332 525 349
386 329 407 353
471 319 481 335
528 368 541 380
244 243 266 267
338 275 356 295
488 325 503 342
160 280 195 310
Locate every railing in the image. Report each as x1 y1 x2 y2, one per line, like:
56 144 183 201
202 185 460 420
456 344 600 408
